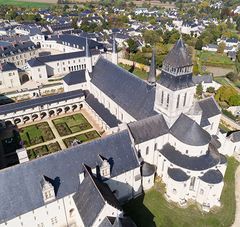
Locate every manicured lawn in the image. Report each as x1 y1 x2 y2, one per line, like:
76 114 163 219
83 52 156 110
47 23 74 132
214 77 230 86
19 122 55 147
219 123 232 133
53 113 92 137
118 63 149 80
27 142 61 160
63 130 100 148
124 157 239 227
0 0 53 8
198 51 235 68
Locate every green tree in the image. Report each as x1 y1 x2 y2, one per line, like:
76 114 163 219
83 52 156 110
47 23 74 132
229 95 240 106
206 87 215 93
217 42 226 54
226 72 238 82
127 39 138 54
236 50 240 73
195 38 203 50
215 85 237 104
196 84 203 96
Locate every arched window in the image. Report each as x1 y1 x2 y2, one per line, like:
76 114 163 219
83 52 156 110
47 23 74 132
200 189 204 195
69 208 75 217
183 93 187 106
176 94 180 108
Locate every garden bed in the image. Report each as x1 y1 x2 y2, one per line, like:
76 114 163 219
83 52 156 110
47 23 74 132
27 142 61 160
63 130 100 148
19 122 55 147
53 113 92 137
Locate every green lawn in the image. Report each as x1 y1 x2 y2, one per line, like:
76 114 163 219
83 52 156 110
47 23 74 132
19 122 55 147
124 157 239 227
118 63 149 80
0 0 53 8
63 130 100 147
27 142 61 160
198 51 235 68
53 113 93 137
214 77 230 86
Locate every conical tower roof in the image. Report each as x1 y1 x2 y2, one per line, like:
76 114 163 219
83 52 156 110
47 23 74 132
147 48 156 85
163 39 192 68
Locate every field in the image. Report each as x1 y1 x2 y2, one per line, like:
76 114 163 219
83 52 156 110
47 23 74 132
53 113 92 137
63 130 100 147
124 157 239 227
118 63 149 80
198 51 235 68
19 122 55 147
0 0 54 8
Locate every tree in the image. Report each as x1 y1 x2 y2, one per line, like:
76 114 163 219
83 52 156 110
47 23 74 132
127 39 138 54
236 17 240 31
217 42 226 54
226 72 238 82
215 85 237 104
236 50 240 74
206 87 215 93
195 38 203 50
229 95 240 106
196 84 203 96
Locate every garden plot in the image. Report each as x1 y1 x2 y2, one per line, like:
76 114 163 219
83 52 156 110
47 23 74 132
63 130 100 148
27 142 61 160
53 113 92 137
19 122 55 147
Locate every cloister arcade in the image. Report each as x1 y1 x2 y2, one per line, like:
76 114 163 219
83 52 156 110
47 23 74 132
4 103 84 126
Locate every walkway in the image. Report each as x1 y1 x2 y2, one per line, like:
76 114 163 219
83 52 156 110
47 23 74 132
232 164 240 227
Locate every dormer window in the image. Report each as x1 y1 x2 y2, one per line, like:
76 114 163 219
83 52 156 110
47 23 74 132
100 160 110 178
40 176 55 203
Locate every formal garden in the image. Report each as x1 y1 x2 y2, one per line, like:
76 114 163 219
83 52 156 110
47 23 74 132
53 113 92 137
27 142 61 160
123 157 239 227
63 130 100 148
19 122 55 147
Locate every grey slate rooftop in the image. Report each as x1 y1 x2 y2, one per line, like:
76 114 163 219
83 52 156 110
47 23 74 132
0 89 85 115
163 39 192 68
159 143 224 171
85 93 121 128
91 57 157 120
128 114 168 144
167 168 190 182
63 70 86 85
227 131 240 142
0 130 139 223
170 114 211 146
0 62 17 72
199 169 223 184
73 166 121 227
141 162 156 177
192 75 213 85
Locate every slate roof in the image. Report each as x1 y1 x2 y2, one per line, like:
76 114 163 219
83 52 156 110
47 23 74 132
163 39 192 68
99 217 136 227
159 143 223 171
127 114 168 144
0 130 139 223
91 57 157 120
192 75 213 84
0 62 17 72
227 131 240 142
85 93 121 128
167 168 190 182
198 97 221 126
141 162 156 177
199 169 223 184
28 49 100 66
63 70 86 85
73 166 121 227
0 90 85 115
170 114 211 146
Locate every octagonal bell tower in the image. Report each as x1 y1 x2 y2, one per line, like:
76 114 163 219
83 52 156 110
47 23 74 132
154 39 195 126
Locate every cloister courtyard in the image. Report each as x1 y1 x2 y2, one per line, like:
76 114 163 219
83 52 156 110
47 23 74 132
1 109 102 162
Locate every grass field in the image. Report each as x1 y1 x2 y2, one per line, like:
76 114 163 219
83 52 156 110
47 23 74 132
198 51 235 68
118 63 149 80
124 157 239 227
0 0 54 8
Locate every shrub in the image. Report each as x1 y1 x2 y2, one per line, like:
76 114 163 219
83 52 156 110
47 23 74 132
206 87 215 93
226 72 239 82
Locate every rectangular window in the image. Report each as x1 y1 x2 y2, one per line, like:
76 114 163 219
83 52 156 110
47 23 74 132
161 91 164 104
190 177 196 190
176 94 180 108
183 93 187 106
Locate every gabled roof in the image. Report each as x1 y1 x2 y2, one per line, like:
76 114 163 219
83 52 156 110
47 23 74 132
63 70 86 85
73 166 121 227
163 39 192 68
0 130 139 223
0 62 17 72
128 114 168 144
170 114 211 146
91 57 157 120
